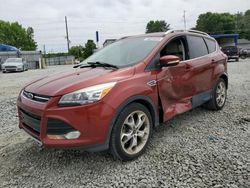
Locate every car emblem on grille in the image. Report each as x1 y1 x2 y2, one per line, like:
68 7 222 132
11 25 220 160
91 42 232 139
26 92 34 99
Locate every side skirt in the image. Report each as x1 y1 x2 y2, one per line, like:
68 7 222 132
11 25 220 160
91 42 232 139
191 90 212 108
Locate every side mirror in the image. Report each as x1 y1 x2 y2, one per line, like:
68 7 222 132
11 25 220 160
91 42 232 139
160 55 180 67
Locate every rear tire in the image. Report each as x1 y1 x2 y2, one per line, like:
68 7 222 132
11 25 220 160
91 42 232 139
204 78 227 110
110 103 153 161
240 55 246 59
236 58 239 62
2 71 6 73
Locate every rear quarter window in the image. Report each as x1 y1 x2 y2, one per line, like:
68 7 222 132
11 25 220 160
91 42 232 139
187 35 208 59
204 38 216 53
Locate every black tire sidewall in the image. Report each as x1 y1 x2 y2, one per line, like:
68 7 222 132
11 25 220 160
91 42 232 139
241 55 246 59
110 103 153 161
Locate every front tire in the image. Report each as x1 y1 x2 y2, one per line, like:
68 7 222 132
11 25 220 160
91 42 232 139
204 78 227 110
110 103 153 161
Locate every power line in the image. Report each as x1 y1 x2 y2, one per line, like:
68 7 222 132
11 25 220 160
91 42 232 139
33 23 146 32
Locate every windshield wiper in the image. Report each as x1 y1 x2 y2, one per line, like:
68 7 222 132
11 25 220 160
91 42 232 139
73 64 91 68
73 61 118 69
87 61 119 69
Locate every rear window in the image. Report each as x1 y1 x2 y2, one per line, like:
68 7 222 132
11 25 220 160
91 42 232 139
204 38 216 53
187 35 208 59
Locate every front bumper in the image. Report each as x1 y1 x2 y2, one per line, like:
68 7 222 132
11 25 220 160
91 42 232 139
2 68 23 72
17 92 115 150
227 55 239 59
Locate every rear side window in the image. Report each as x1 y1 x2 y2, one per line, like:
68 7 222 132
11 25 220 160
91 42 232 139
204 38 216 53
187 35 208 59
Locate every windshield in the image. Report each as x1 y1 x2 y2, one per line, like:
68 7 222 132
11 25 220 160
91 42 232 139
81 37 162 68
5 58 22 63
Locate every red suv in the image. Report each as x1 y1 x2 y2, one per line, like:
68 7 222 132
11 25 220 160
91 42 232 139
17 30 228 161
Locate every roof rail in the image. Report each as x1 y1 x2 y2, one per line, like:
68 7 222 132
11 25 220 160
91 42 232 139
165 30 185 34
164 29 209 36
187 30 209 36
164 30 175 34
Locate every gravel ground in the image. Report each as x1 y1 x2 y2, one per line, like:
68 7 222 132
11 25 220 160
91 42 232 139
0 60 249 188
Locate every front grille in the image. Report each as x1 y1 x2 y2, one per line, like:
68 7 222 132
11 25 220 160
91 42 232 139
5 66 17 69
5 66 17 68
22 90 50 103
20 109 41 134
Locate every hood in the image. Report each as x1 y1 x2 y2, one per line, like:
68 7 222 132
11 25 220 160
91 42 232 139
25 67 135 96
3 62 23 66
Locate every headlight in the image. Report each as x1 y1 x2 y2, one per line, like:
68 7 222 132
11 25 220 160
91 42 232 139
58 82 116 106
17 65 23 68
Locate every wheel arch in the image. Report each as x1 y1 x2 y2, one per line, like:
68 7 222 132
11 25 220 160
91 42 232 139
112 95 160 128
219 73 228 89
107 96 159 148
128 98 159 128
86 95 160 152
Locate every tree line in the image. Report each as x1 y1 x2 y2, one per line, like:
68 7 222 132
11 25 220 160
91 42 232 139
145 9 250 40
44 40 97 61
195 10 250 40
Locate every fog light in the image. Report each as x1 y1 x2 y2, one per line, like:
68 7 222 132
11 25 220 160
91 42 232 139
47 135 65 140
65 131 81 139
47 131 81 140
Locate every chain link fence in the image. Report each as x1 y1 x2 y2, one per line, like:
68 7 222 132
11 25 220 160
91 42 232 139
45 56 74 66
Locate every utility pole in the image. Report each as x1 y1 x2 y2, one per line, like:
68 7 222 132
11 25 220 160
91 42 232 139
183 10 187 30
236 11 240 33
43 44 46 55
43 44 46 68
65 16 70 53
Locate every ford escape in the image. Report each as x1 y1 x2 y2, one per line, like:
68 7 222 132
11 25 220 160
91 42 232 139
17 30 228 161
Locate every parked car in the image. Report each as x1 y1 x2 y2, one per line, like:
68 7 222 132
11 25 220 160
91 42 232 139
221 46 239 62
17 30 228 161
1 58 28 73
240 48 250 59
0 60 3 71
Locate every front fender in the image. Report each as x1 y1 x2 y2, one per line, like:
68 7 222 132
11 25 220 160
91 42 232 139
96 78 159 151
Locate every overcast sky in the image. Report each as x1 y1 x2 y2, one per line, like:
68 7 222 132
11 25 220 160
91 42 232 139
1 0 249 52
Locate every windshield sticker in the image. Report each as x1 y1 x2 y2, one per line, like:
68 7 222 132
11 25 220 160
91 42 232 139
144 37 163 42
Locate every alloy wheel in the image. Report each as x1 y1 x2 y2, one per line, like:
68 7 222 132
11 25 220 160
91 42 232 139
120 110 150 155
216 81 226 107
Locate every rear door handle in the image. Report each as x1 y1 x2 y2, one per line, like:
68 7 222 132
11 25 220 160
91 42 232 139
210 59 216 67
